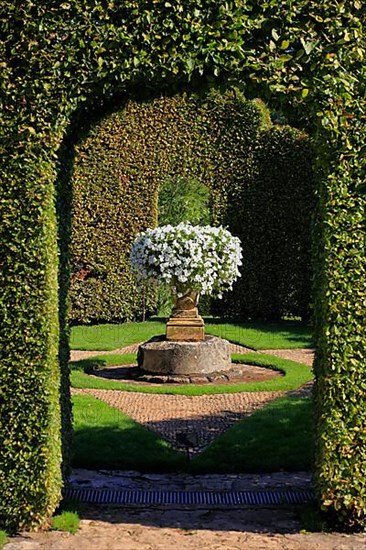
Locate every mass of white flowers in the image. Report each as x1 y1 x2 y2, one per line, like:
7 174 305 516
130 223 242 298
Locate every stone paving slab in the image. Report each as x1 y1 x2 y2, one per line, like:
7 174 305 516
69 469 313 492
74 388 284 452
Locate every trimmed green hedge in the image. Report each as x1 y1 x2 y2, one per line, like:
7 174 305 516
69 90 314 323
0 0 365 532
69 95 214 323
220 124 315 319
0 158 62 531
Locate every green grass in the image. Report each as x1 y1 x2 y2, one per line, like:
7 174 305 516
191 396 313 473
72 394 185 471
71 353 137 372
70 321 166 351
70 318 313 351
70 353 313 395
206 319 313 350
0 531 7 549
51 511 80 534
72 394 313 473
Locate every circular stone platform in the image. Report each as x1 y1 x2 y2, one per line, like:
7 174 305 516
138 335 231 376
89 362 283 385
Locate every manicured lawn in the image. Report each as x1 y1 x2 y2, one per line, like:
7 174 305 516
71 394 313 473
70 353 313 395
191 396 314 473
206 318 313 350
70 320 314 473
70 321 165 351
70 318 313 351
72 394 185 471
0 531 7 550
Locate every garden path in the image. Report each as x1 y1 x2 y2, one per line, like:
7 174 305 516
6 508 366 550
71 343 314 452
72 387 284 453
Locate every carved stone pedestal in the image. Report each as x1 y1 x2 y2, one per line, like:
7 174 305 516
166 288 204 341
166 316 205 342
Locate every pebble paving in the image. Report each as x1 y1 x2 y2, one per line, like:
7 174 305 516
71 344 314 452
73 387 284 452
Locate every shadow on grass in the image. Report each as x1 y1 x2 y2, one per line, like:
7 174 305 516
72 394 313 474
72 394 185 472
190 397 314 473
72 424 186 472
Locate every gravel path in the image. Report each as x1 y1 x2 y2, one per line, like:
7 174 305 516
74 388 284 452
6 509 365 550
262 348 314 367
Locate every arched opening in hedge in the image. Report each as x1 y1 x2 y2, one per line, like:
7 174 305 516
66 88 315 324
1 1 364 533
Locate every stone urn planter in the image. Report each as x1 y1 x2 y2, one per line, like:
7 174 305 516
130 223 242 379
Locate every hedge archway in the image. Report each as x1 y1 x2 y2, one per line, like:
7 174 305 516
0 1 365 531
68 89 314 324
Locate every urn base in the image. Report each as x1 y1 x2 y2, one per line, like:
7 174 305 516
166 315 205 342
138 335 231 375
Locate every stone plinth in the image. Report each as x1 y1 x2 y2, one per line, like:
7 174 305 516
138 336 231 375
166 289 204 341
166 316 205 342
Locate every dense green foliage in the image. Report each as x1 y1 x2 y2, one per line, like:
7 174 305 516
220 125 315 319
68 91 240 323
0 0 365 531
158 176 211 227
70 91 314 322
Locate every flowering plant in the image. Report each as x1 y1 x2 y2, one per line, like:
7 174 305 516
130 223 242 298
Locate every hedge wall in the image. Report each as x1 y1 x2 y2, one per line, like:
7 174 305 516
0 0 365 532
70 90 314 323
69 95 216 323
0 156 63 531
220 124 315 319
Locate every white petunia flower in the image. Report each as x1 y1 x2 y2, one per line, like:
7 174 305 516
130 222 242 298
